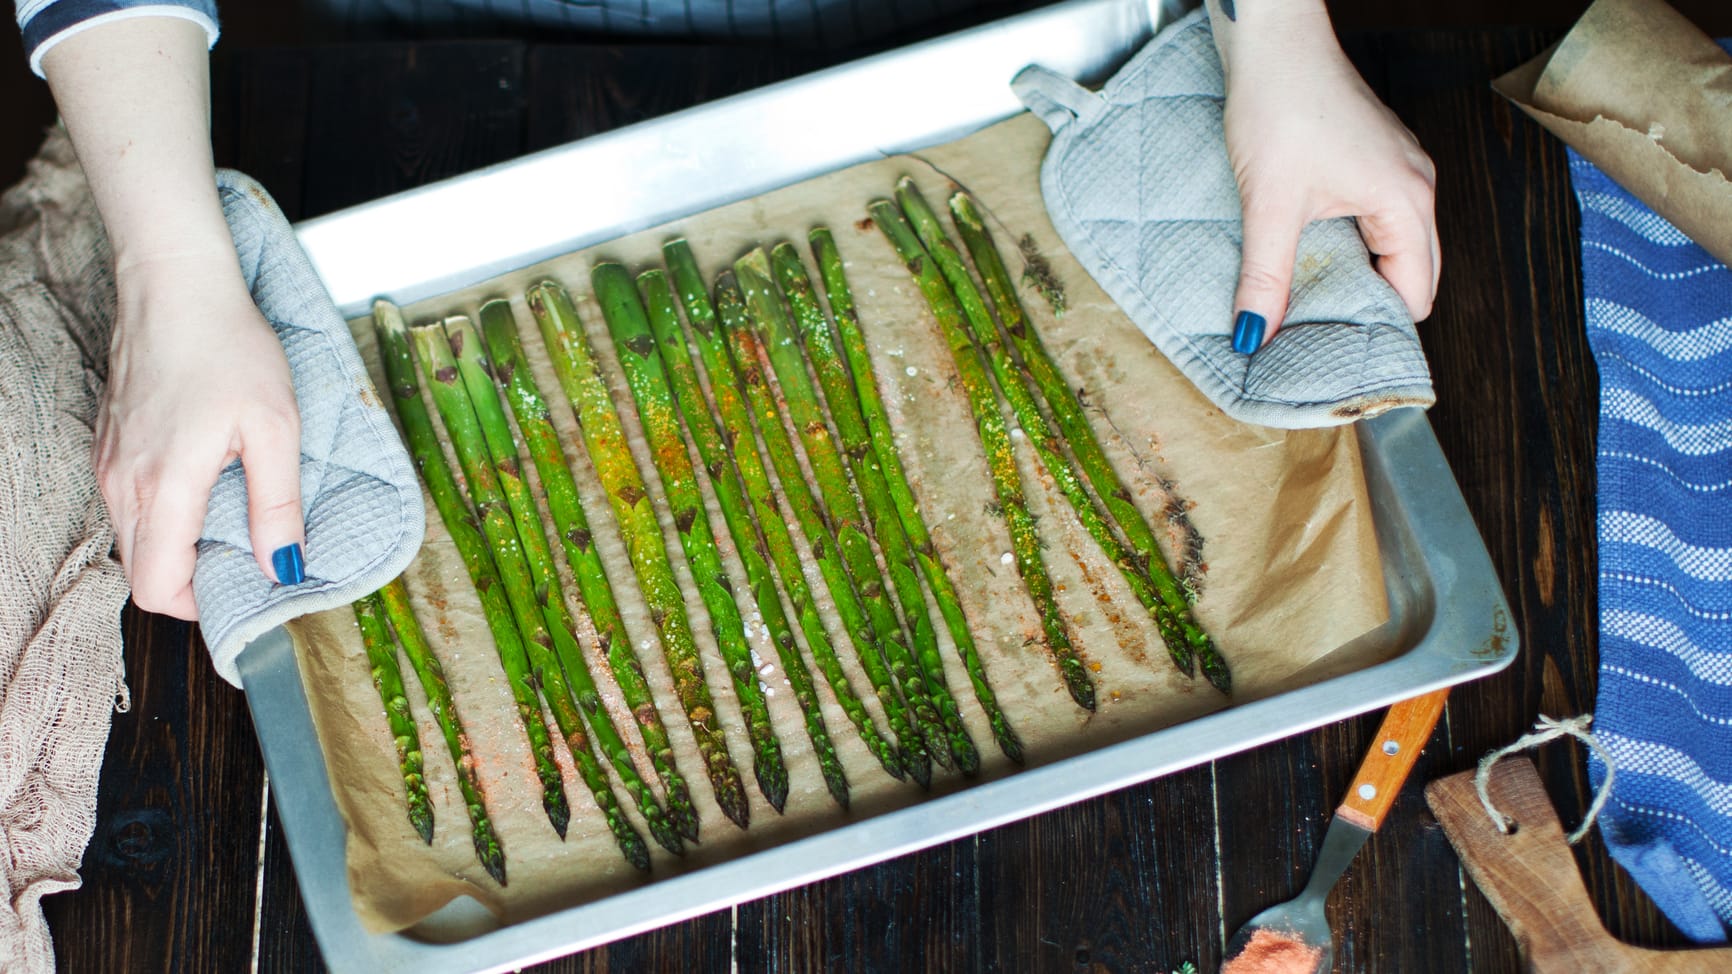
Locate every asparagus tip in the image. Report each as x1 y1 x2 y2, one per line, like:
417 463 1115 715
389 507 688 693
825 771 851 812
758 763 790 815
621 833 653 872
905 748 933 791
476 832 507 886
670 798 701 844
1068 671 1098 712
952 740 981 778
719 790 752 831
547 796 570 840
649 817 686 857
994 722 1026 767
411 805 434 845
875 746 906 782
1201 653 1232 696
925 728 955 770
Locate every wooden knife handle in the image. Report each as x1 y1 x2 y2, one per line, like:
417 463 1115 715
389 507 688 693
1337 688 1450 831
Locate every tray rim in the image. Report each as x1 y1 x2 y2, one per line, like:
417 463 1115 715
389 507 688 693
241 3 1518 971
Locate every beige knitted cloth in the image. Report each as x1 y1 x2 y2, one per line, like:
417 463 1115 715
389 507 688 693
0 128 130 972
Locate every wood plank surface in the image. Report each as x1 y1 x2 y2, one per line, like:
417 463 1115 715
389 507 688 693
41 26 1695 973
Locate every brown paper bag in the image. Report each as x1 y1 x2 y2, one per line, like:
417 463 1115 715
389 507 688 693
1492 0 1732 267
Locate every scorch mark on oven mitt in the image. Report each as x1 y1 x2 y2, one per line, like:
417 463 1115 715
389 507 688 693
193 170 424 686
1013 9 1434 428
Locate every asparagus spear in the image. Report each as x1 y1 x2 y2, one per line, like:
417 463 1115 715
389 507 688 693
734 253 949 783
477 299 700 842
444 314 684 853
896 182 1198 686
947 190 1229 693
526 281 752 829
637 269 851 809
869 201 1097 711
769 242 979 775
808 229 1023 764
590 264 791 814
911 190 1196 680
372 300 573 842
713 269 932 790
353 590 434 844
413 319 656 867
666 240 905 785
375 577 509 885
733 249 950 763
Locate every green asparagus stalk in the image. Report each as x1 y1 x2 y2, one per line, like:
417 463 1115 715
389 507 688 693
896 182 1195 685
903 188 1189 682
666 240 905 786
353 591 434 844
735 252 951 781
526 281 752 829
808 229 1023 764
477 300 700 842
636 270 853 809
444 314 684 852
768 242 979 775
639 269 850 808
714 269 932 789
946 189 1229 694
590 264 791 814
413 319 656 867
371 300 573 842
869 201 1096 711
376 577 509 885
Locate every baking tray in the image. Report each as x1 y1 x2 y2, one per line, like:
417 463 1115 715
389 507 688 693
238 2 1518 970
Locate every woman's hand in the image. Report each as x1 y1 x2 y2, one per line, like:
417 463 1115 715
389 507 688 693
1211 1 1439 351
45 16 305 619
95 255 304 619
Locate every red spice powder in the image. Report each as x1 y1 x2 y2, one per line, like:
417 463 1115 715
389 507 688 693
1221 928 1322 974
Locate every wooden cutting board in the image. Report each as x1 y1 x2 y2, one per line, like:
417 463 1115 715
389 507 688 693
1426 757 1732 972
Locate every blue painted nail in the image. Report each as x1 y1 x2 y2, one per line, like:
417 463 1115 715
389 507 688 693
272 543 306 585
1231 310 1266 355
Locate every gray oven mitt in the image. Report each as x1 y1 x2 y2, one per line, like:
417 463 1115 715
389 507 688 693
193 170 424 687
1012 8 1434 427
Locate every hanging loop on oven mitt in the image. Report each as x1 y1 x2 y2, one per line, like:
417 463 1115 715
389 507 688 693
192 170 424 687
1012 9 1434 428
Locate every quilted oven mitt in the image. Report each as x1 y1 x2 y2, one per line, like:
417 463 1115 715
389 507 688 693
193 170 424 686
1012 9 1435 427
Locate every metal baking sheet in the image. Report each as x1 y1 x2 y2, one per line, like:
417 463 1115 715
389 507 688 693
239 2 1517 971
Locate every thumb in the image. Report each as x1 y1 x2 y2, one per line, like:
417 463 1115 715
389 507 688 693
241 412 307 585
1231 197 1305 354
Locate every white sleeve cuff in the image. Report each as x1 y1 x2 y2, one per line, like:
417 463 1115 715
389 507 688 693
27 5 220 78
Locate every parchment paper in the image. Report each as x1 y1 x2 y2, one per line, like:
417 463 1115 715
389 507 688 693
285 112 1390 934
1492 0 1732 267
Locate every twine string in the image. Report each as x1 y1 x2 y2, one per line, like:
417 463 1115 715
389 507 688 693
1473 713 1615 845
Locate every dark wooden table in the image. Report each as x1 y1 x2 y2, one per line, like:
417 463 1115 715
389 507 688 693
40 27 1691 973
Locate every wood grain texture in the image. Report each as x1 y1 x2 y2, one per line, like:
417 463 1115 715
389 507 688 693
43 612 267 972
1336 689 1450 831
38 25 1697 973
1429 759 1732 972
1363 26 1691 958
301 42 529 219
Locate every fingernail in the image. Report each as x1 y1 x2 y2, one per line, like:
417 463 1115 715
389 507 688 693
272 544 306 585
1231 311 1266 355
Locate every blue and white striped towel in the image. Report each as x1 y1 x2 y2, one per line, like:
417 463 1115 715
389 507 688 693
1578 144 1732 943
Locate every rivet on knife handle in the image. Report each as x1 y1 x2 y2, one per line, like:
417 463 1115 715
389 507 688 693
1337 688 1450 831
